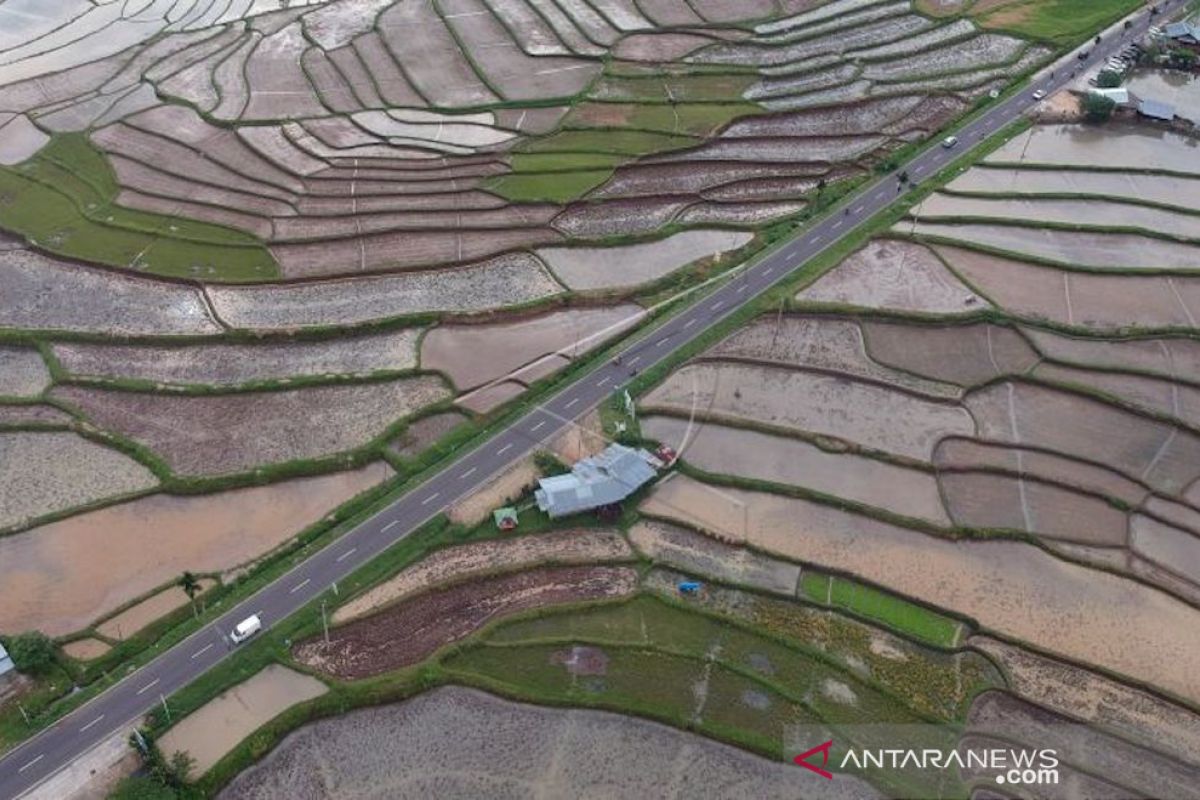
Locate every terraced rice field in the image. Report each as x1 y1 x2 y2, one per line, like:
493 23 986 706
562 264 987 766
219 686 869 800
0 463 391 637
644 117 1200 718
0 0 1058 667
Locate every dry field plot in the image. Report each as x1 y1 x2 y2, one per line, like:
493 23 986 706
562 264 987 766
0 463 390 637
797 239 989 313
0 431 158 532
296 565 637 679
53 329 422 387
642 361 975 460
334 529 633 623
219 686 858 799
421 305 640 392
52 376 448 476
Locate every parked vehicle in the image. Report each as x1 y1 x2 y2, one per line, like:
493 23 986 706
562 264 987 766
230 614 262 644
941 135 958 148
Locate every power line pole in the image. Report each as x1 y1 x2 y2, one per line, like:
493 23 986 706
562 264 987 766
321 600 330 646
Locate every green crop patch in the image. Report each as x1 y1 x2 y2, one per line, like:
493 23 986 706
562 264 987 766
825 577 961 648
976 0 1143 45
0 134 279 282
522 128 699 157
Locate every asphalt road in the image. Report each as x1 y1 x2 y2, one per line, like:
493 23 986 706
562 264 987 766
0 4 1182 796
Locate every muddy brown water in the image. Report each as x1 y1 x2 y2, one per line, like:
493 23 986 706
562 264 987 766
0 463 391 637
421 305 641 392
96 579 216 641
987 123 1200 175
159 665 328 776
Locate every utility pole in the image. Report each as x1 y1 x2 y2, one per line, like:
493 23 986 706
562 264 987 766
159 694 171 724
321 600 330 645
16 701 29 725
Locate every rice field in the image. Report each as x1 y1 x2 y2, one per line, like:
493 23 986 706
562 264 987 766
5 2 1186 795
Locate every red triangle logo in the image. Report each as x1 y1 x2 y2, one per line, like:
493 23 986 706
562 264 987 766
794 740 834 779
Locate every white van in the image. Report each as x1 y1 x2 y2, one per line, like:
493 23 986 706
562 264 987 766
230 614 262 644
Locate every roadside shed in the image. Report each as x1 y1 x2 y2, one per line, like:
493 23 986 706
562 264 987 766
0 642 14 676
1138 98 1177 121
534 443 658 518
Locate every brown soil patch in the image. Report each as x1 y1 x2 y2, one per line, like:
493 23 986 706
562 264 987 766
910 220 1200 271
455 380 525 414
0 463 391 636
938 471 1128 545
798 239 989 314
421 305 640 392
296 566 638 679
334 529 632 623
642 474 1200 704
861 321 1040 387
445 455 539 526
388 411 468 459
159 665 327 776
630 519 801 596
933 437 1149 507
965 381 1200 497
642 415 950 525
642 361 975 461
965 690 1199 795
536 230 751 292
548 409 607 464
62 638 111 661
96 579 215 641
550 645 609 676
968 635 1200 767
936 244 1200 331
218 686 866 800
52 378 447 476
710 315 958 397
1034 362 1200 429
1020 327 1200 384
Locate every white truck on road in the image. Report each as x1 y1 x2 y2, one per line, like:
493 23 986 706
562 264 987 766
229 615 262 644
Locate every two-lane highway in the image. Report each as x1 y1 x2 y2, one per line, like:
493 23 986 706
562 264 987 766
0 3 1183 795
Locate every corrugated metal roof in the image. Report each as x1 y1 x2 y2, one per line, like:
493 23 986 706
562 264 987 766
534 443 658 518
1093 88 1130 105
1138 99 1176 120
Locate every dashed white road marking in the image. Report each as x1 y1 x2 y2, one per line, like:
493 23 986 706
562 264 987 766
683 318 697 330
497 443 513 455
382 520 399 532
79 715 104 733
136 678 160 695
18 755 43 773
289 578 310 594
421 492 440 506
336 547 357 563
596 376 611 388
565 397 580 409
530 421 545 432
191 643 213 660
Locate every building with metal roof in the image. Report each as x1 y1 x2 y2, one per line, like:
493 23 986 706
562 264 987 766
1163 21 1200 44
534 443 658 518
1138 98 1177 121
0 642 14 677
1092 87 1132 105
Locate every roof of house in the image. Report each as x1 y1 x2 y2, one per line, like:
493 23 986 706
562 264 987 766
0 642 13 674
1092 87 1131 105
1163 21 1200 40
534 443 658 518
1138 98 1176 120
